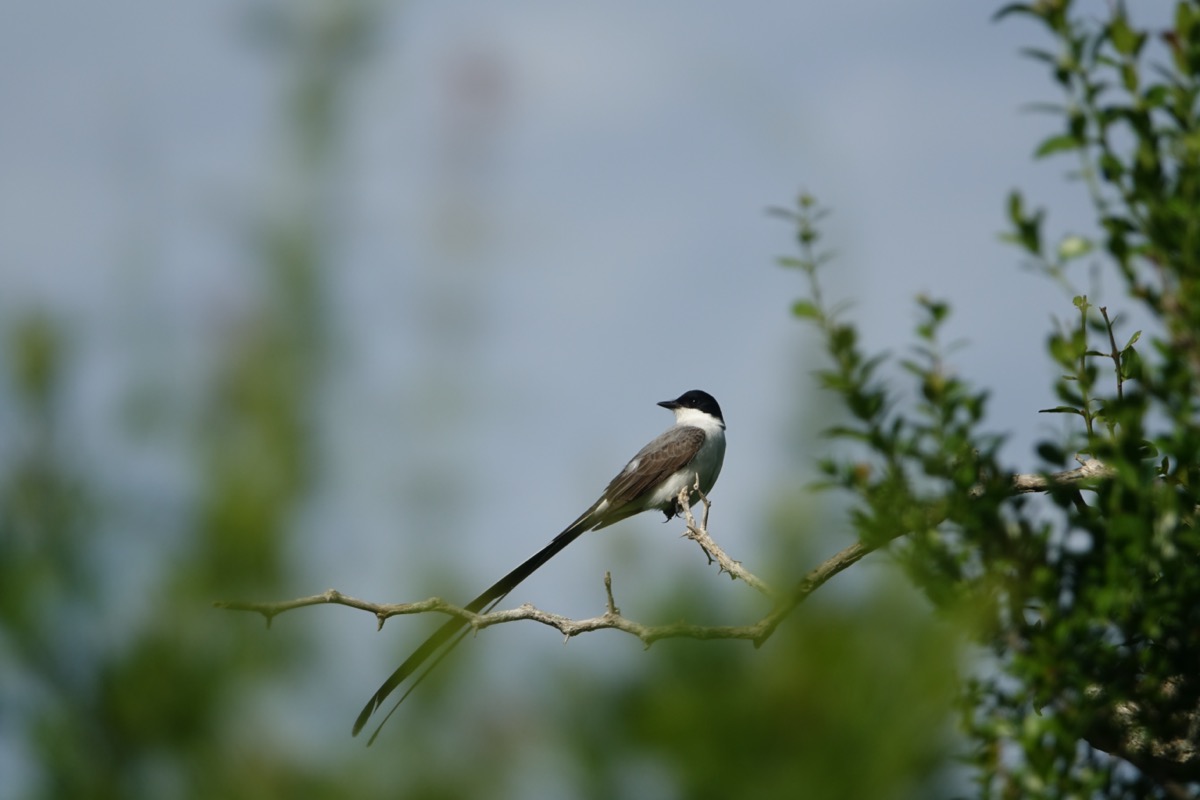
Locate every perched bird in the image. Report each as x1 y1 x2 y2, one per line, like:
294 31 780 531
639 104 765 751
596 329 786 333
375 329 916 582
354 389 727 743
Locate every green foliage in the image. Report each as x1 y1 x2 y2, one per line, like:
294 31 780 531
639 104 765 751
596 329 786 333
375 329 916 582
590 586 960 800
0 5 369 798
782 2 1200 797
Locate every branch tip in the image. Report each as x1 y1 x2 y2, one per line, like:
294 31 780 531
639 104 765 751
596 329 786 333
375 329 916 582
603 571 619 616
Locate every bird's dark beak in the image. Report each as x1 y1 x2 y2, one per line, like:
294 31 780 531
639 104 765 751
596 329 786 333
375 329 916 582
657 399 680 410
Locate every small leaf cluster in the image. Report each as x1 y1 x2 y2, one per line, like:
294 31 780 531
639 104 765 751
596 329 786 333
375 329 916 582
1002 0 1200 333
776 196 1008 608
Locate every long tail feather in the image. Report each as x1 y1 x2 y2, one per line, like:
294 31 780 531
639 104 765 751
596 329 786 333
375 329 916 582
352 516 594 740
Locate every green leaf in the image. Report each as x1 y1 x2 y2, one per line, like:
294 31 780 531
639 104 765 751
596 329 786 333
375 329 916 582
1120 347 1143 380
1098 152 1123 180
1007 190 1024 223
1108 14 1145 57
1035 133 1083 158
1120 61 1139 93
1122 330 1141 350
1177 2 1195 42
791 299 821 320
1037 442 1067 463
1142 84 1169 109
823 425 872 442
993 3 1037 22
1005 191 1044 255
1039 406 1085 415
1018 47 1058 65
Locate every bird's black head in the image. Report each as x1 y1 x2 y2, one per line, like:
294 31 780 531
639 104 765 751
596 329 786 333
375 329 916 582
657 390 724 424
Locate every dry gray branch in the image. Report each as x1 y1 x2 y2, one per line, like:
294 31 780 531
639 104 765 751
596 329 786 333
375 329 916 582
217 528 872 648
1009 457 1115 493
676 481 780 602
218 459 1116 647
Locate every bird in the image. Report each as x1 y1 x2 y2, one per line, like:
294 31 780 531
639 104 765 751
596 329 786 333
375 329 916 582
353 389 727 743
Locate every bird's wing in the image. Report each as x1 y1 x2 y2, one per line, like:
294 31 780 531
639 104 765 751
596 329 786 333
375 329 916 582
600 425 706 508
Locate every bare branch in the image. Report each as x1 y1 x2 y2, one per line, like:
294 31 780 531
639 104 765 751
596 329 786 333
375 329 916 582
753 539 874 645
1007 457 1115 494
218 456 1119 649
676 479 779 602
216 539 873 650
216 578 774 644
214 591 487 630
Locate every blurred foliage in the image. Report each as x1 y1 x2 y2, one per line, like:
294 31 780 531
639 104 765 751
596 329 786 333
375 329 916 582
574 584 961 800
0 2 368 798
776 2 1200 797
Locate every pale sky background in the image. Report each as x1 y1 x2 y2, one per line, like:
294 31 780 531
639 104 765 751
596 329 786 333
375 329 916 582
0 0 1178 784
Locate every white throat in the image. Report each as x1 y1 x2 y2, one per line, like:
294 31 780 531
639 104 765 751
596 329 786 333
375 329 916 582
672 406 724 432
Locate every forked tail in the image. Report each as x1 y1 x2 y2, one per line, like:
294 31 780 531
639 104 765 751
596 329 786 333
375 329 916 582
352 516 594 743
